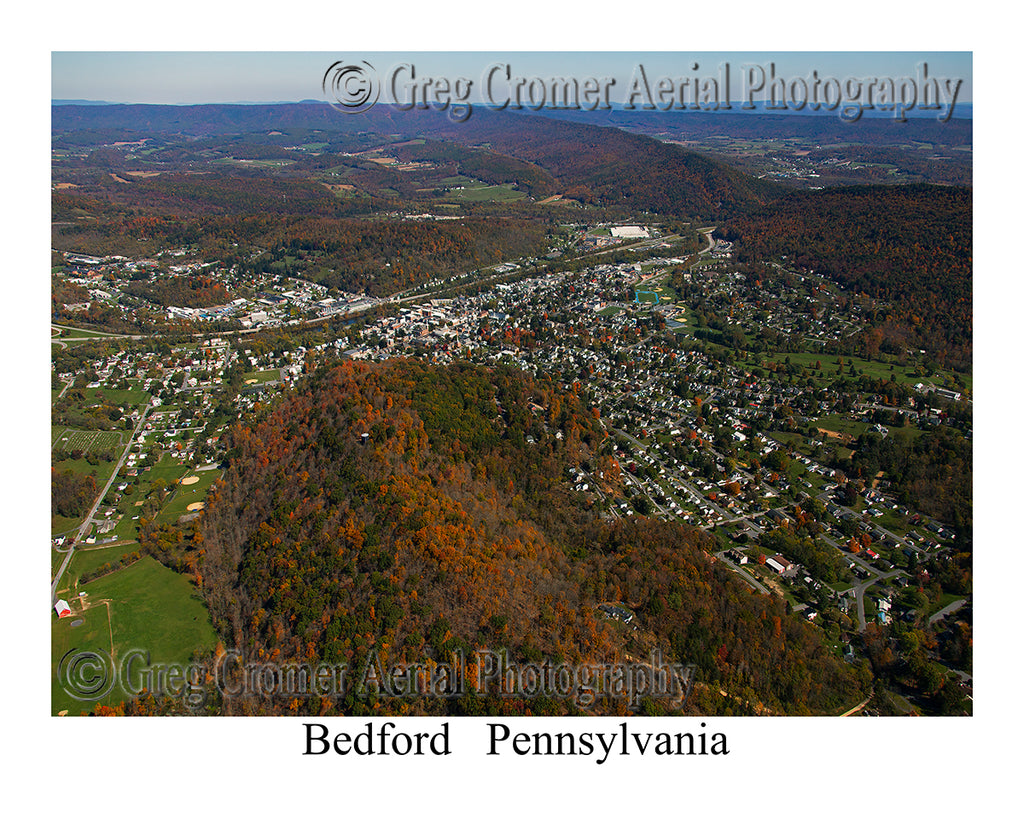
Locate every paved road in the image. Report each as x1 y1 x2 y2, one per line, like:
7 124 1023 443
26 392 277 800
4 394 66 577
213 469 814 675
51 229 703 350
715 550 771 595
55 377 73 400
814 487 925 557
52 323 129 338
929 598 968 625
852 569 902 632
839 692 873 717
51 404 152 603
610 424 918 631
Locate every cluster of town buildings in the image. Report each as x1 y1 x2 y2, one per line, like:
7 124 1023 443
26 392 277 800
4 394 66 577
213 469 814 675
55 226 968 635
57 250 385 330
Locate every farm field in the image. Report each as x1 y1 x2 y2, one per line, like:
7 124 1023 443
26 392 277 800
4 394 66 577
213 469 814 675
47 88 974 729
52 556 217 715
52 427 126 457
66 540 141 587
443 180 525 201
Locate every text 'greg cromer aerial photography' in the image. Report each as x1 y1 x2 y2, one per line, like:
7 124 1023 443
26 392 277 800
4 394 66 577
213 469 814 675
50 51 972 722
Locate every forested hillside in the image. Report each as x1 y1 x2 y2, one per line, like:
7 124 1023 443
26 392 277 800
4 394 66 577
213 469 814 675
145 359 869 716
53 184 549 296
52 103 785 220
416 111 785 217
722 184 972 370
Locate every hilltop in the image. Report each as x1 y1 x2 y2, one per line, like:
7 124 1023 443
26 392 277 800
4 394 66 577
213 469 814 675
147 358 872 716
51 103 784 221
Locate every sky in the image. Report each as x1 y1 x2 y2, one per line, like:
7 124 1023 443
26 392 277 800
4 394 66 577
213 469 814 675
52 51 973 108
19 4 1019 817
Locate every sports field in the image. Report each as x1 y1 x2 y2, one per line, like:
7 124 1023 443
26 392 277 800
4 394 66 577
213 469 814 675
241 368 281 384
156 468 222 522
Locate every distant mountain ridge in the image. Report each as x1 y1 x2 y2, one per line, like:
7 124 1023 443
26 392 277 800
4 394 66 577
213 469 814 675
51 99 972 115
52 100 969 367
51 102 785 219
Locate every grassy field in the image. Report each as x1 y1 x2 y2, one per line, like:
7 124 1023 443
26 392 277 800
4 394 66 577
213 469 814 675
769 430 806 449
83 385 150 406
141 452 190 488
887 425 925 443
52 325 117 339
327 186 359 198
52 427 126 456
443 181 525 202
50 451 121 537
66 540 141 585
52 556 217 715
926 593 965 618
241 368 281 384
52 596 114 715
156 468 221 523
104 512 140 543
815 414 869 440
439 175 477 186
53 509 88 536
52 543 74 576
785 459 828 491
51 452 116 480
762 350 971 392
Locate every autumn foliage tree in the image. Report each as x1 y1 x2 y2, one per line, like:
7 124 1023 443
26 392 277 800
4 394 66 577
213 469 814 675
186 357 870 716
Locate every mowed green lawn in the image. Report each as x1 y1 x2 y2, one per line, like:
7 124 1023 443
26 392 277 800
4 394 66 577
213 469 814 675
81 384 151 407
52 597 113 715
66 541 142 586
762 350 971 392
143 451 190 487
157 468 222 523
241 368 281 384
52 556 217 715
815 414 869 439
52 325 116 339
443 181 525 201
